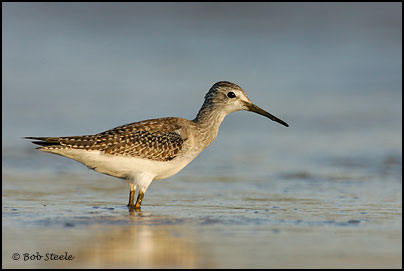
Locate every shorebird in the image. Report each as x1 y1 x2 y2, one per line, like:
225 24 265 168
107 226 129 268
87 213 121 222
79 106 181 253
26 81 288 211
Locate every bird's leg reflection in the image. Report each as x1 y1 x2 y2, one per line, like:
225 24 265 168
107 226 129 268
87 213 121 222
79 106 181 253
128 205 141 215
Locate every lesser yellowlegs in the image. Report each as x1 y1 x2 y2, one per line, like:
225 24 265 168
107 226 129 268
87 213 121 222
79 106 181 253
26 81 288 211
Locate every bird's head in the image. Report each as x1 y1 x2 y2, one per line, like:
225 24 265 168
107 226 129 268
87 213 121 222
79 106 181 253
205 81 289 127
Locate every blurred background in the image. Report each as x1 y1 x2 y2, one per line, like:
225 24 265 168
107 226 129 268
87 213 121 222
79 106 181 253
2 2 402 268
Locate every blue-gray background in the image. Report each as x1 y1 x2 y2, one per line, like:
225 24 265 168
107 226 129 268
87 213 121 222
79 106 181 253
3 3 402 175
2 2 402 181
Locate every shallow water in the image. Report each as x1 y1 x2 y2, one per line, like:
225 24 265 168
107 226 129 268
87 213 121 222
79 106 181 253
2 141 402 268
2 2 402 269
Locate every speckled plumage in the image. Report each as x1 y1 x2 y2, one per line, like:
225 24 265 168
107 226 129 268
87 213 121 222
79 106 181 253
27 117 190 162
26 81 288 211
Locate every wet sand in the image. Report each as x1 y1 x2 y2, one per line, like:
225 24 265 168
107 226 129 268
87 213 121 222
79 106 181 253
2 167 402 268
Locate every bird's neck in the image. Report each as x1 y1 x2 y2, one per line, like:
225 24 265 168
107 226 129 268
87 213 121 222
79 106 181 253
192 101 227 146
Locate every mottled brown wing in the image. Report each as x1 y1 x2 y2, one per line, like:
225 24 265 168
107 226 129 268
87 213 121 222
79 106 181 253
99 118 187 161
27 118 187 161
102 129 184 161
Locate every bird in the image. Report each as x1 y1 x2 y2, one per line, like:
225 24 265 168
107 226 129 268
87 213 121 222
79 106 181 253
26 81 288 211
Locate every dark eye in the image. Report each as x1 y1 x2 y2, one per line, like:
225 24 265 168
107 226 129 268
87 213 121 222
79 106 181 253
227 92 236 98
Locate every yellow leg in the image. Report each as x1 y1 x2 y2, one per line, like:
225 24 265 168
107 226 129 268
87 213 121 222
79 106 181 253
135 191 144 210
127 183 136 207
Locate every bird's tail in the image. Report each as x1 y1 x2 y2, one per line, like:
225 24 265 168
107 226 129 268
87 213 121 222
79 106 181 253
24 137 62 148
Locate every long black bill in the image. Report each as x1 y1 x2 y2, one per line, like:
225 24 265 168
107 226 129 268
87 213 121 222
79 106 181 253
246 103 289 127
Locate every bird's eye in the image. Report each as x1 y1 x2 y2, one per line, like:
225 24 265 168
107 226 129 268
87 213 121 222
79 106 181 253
227 92 236 98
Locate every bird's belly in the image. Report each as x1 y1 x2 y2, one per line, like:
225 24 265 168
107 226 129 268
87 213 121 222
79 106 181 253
43 149 193 180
